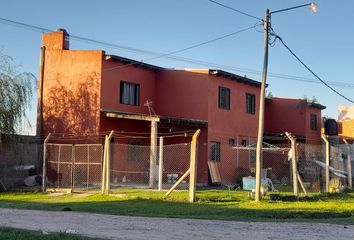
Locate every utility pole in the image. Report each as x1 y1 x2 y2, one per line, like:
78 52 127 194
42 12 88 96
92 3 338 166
255 9 270 202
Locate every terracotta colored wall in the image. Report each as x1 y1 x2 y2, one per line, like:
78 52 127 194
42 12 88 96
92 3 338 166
207 75 260 183
265 98 322 144
40 31 103 135
155 70 209 120
265 98 306 136
101 60 157 115
305 106 322 144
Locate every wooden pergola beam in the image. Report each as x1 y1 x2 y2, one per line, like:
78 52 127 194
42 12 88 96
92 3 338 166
104 112 160 122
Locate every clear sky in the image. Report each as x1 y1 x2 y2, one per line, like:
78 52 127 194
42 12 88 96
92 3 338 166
0 0 353 135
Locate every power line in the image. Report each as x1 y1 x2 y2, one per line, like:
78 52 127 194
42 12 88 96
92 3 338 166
275 34 354 103
103 22 261 72
1 17 354 89
206 0 262 21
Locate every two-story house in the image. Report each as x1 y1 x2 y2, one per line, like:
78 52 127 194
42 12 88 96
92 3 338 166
38 29 262 184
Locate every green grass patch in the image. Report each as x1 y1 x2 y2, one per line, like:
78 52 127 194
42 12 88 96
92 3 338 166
0 189 353 223
0 227 96 240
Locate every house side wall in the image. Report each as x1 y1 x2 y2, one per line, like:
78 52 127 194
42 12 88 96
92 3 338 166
40 32 103 135
154 70 209 120
305 106 322 144
100 60 157 116
207 76 260 183
265 98 307 137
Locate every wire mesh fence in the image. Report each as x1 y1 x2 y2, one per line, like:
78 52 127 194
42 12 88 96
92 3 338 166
42 131 353 196
46 143 103 192
109 141 191 190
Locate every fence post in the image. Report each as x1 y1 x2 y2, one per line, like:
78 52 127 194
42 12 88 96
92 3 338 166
158 136 164 191
149 121 158 188
101 135 108 194
343 139 352 190
321 134 330 193
42 133 51 192
189 129 201 203
285 132 298 196
70 144 75 193
105 131 114 194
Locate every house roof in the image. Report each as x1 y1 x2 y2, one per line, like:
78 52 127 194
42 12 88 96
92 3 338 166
104 55 164 72
307 102 326 110
209 69 263 87
266 97 326 110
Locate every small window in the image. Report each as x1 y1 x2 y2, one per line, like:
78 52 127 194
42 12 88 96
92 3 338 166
127 140 144 162
310 114 317 130
210 141 221 162
120 81 140 106
246 93 256 114
241 139 247 146
219 87 230 110
229 138 235 146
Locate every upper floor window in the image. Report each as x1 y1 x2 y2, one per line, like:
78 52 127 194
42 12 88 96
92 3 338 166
219 87 230 110
246 93 256 114
120 81 140 106
310 114 317 130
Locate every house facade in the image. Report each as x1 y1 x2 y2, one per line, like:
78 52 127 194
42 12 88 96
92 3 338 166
38 29 262 184
264 97 325 145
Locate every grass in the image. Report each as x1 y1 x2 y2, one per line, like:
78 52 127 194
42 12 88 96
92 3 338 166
0 227 98 240
0 189 353 224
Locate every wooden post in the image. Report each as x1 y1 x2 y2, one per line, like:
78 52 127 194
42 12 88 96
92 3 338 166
158 136 164 191
42 133 51 192
321 134 330 193
105 131 114 194
285 132 298 196
189 129 201 203
297 172 308 195
149 121 158 188
101 136 108 194
343 139 352 190
165 169 191 197
70 144 75 193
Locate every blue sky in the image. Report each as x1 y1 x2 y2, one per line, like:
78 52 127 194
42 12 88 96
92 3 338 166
0 0 353 135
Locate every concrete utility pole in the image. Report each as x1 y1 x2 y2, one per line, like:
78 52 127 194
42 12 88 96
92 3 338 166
255 9 270 202
254 2 317 202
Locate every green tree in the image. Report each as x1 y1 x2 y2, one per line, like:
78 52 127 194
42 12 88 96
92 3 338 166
0 50 36 135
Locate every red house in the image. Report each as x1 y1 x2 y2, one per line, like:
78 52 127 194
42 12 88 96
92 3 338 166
38 29 263 185
265 97 326 144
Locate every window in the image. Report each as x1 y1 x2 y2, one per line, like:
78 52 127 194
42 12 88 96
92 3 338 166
246 93 256 114
210 141 221 162
219 87 230 110
310 114 317 130
229 138 235 146
241 139 247 146
120 81 140 106
127 140 144 162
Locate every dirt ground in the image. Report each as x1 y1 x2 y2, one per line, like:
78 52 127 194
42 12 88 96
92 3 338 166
0 208 353 240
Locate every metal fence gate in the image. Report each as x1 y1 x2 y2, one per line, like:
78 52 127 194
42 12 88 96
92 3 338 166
46 143 103 192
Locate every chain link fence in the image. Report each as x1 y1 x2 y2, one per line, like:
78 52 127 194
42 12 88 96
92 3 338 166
46 143 103 192
210 139 292 191
109 140 191 190
209 137 353 194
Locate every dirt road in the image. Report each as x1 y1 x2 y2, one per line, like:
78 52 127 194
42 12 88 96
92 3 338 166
0 208 353 240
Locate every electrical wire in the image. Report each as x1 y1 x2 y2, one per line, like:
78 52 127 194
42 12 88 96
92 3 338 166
1 17 354 89
206 0 262 21
103 22 261 72
274 34 354 104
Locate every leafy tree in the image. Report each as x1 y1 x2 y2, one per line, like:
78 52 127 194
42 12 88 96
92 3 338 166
0 50 36 135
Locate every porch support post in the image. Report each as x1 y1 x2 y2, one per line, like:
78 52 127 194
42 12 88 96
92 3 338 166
149 120 158 188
